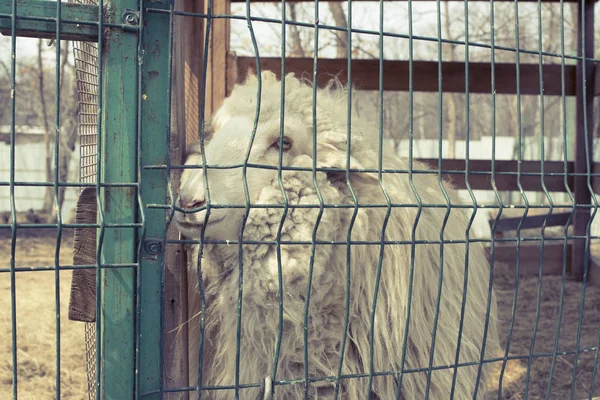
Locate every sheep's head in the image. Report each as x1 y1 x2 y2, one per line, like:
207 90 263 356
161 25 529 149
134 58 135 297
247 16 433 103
174 71 375 241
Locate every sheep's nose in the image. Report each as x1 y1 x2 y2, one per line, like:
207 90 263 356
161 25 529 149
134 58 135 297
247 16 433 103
180 196 206 210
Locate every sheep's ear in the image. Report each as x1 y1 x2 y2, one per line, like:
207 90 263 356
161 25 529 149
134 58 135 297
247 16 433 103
243 69 258 84
184 120 214 159
284 72 299 84
199 119 214 140
184 142 200 158
261 70 277 82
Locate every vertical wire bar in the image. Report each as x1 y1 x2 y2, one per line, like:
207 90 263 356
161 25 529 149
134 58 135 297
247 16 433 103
94 0 106 397
569 0 597 395
303 2 325 398
425 0 453 397
545 0 575 396
367 0 393 397
395 0 423 397
473 0 502 396
523 1 554 396
450 0 479 395
236 2 263 396
53 1 64 398
497 1 530 397
195 0 216 396
9 0 18 396
334 1 361 398
271 1 290 393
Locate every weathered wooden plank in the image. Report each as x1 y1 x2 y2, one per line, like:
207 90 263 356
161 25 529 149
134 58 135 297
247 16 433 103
183 0 204 147
588 257 600 287
490 212 572 233
417 158 575 193
163 0 189 396
234 57 579 96
486 242 572 277
595 64 600 96
68 187 98 323
203 1 231 119
572 0 596 281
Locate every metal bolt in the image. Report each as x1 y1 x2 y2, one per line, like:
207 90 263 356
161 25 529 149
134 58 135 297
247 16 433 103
122 10 140 26
142 238 163 260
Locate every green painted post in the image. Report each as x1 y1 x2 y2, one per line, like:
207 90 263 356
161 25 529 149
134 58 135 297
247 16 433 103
97 0 138 397
137 0 172 398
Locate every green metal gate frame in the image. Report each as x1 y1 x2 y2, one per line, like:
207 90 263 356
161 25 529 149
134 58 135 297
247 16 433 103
0 0 170 397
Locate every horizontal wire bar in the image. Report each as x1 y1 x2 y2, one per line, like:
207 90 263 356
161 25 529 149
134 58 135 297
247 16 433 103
0 223 141 229
0 13 135 31
9 6 592 62
143 9 600 63
149 202 587 211
168 235 599 247
143 163 598 178
0 263 139 273
0 181 138 188
146 346 599 396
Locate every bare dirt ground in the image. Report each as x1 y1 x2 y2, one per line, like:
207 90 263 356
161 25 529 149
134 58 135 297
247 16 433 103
488 269 600 399
0 229 86 400
1 230 600 399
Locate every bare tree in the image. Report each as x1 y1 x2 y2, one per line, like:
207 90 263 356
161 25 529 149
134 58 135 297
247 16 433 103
443 2 458 159
38 39 53 214
328 3 348 58
35 39 79 221
288 4 307 57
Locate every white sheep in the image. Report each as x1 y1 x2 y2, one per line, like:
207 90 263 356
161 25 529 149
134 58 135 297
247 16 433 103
175 71 500 399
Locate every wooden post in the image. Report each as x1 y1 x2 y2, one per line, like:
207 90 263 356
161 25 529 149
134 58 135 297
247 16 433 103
571 0 595 281
172 0 232 393
202 1 231 119
163 1 189 398
186 0 232 391
183 0 204 147
183 0 231 147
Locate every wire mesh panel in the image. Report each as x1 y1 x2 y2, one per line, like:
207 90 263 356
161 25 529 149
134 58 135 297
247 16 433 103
73 38 98 185
2 0 600 399
163 1 600 399
72 2 99 397
2 0 140 396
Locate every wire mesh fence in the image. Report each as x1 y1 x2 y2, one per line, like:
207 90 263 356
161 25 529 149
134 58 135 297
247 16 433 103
72 3 99 397
1 0 600 399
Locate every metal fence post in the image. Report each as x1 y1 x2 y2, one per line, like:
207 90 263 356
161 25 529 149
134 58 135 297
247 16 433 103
136 0 173 398
97 0 138 397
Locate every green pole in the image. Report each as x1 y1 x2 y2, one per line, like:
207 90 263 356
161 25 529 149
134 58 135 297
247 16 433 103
136 0 172 397
97 0 138 397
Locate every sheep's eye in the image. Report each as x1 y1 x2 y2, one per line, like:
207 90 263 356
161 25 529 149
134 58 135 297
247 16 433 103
272 137 293 152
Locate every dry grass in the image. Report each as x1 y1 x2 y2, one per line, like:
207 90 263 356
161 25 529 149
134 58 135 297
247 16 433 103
1 230 600 399
0 230 87 400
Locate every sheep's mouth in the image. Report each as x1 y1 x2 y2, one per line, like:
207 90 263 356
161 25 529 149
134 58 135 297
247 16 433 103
177 215 224 229
174 216 225 239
